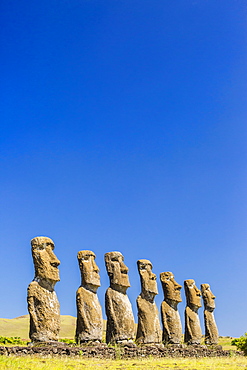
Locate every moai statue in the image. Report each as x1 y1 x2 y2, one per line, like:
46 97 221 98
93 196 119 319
27 237 60 342
201 283 219 345
160 272 182 344
104 251 135 344
184 279 202 345
136 259 162 344
75 250 103 343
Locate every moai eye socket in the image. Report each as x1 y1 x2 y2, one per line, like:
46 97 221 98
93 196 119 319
44 242 54 250
35 244 45 251
112 257 120 262
81 255 90 261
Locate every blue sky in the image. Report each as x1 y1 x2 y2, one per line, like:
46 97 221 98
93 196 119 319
1 0 247 337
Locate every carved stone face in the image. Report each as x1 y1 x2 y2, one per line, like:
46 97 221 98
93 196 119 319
31 237 60 282
160 271 182 303
77 250 100 288
105 251 130 288
184 279 201 308
201 283 216 310
137 259 158 296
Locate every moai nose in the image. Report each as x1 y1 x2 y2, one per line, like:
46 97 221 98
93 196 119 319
120 261 128 273
49 250 60 267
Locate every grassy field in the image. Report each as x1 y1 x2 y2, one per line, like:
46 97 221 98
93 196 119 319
218 336 237 351
0 356 246 369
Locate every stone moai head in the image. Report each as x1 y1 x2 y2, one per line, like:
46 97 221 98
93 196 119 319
77 250 100 292
137 259 158 301
31 236 60 284
105 251 130 292
184 279 201 309
160 272 182 303
201 283 216 311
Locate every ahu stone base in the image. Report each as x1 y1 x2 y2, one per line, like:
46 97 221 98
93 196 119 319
0 344 243 358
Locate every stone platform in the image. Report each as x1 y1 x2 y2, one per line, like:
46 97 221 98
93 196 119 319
0 344 243 358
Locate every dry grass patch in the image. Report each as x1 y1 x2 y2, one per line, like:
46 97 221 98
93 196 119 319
0 356 246 370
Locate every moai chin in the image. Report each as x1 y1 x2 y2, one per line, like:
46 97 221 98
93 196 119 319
201 283 219 345
75 250 103 343
184 279 202 345
136 259 162 344
27 236 60 342
104 251 135 344
160 272 182 344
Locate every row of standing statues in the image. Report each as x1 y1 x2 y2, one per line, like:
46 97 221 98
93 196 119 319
27 237 219 346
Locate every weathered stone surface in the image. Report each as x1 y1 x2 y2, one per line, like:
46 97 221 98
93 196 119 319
27 237 60 342
1 344 243 358
75 250 103 343
160 271 182 344
201 283 219 345
104 251 135 344
184 279 202 345
136 259 162 344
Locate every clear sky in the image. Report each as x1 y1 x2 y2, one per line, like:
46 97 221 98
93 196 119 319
1 0 247 337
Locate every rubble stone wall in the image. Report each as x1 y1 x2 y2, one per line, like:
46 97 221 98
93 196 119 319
0 344 243 358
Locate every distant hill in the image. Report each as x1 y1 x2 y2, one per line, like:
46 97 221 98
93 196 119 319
0 315 77 340
0 315 108 341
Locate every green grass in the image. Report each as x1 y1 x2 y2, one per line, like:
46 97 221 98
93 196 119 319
0 356 246 369
218 336 236 351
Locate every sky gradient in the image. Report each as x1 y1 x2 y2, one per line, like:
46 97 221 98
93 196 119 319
1 0 247 337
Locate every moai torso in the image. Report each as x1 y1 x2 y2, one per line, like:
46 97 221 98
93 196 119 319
136 259 162 344
160 272 182 344
27 237 60 342
105 287 135 343
136 296 161 344
28 281 60 342
76 287 102 342
201 283 218 345
75 251 103 343
104 251 135 344
184 279 202 345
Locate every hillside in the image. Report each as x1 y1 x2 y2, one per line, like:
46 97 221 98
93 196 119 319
0 315 77 340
